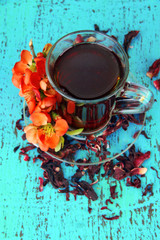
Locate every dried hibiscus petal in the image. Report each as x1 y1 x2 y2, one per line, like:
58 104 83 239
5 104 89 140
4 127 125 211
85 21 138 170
133 151 150 168
130 167 147 176
153 79 160 90
39 177 44 192
21 133 26 140
14 145 20 152
102 161 114 177
103 119 123 136
71 169 85 182
76 181 98 201
75 34 84 44
110 185 118 199
94 24 100 31
19 152 30 161
146 59 160 79
101 206 111 211
123 30 139 56
113 167 127 180
150 167 160 179
88 164 101 182
102 215 120 220
142 184 153 196
20 144 36 153
126 176 141 188
16 118 23 130
43 179 49 186
105 199 113 205
88 207 92 214
133 130 150 139
94 24 110 34
140 131 151 139
41 160 69 189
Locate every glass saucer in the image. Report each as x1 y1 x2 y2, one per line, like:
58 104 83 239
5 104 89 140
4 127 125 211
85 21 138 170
23 101 146 166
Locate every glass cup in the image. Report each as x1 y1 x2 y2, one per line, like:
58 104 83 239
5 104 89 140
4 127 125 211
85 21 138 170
46 30 153 135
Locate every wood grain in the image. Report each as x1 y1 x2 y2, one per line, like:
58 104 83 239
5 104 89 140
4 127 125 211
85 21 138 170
0 0 160 239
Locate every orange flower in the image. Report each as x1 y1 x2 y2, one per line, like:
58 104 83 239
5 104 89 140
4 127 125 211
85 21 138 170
37 126 60 151
40 78 57 97
34 56 46 78
54 119 69 136
12 71 24 89
14 50 32 74
19 78 38 114
12 50 33 88
30 112 51 126
24 124 38 145
24 113 69 152
34 96 57 113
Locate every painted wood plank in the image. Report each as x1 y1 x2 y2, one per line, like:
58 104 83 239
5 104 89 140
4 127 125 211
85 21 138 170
0 0 160 239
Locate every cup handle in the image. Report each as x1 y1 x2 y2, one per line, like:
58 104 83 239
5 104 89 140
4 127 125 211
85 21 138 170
113 82 154 114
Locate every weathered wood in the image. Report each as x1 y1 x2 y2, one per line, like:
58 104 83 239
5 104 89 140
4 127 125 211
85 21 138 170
0 0 160 239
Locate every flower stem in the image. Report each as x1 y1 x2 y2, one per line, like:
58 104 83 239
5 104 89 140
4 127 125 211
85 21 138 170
29 39 36 58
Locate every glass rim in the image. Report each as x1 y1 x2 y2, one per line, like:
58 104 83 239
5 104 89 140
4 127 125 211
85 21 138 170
46 30 129 104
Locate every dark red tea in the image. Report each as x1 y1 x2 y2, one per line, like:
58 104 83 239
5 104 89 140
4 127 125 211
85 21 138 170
53 43 123 100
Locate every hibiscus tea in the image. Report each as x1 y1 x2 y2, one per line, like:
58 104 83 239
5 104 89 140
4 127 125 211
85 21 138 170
53 43 124 99
49 42 125 133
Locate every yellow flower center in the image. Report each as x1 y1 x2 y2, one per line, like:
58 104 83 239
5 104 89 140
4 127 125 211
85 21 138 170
41 123 55 137
24 89 35 103
29 63 37 72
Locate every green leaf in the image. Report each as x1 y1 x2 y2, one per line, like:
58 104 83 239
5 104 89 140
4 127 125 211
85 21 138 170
39 89 46 100
55 136 65 152
66 128 84 136
51 111 58 120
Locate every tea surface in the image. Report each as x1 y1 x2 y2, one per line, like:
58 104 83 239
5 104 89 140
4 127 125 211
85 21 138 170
54 43 122 99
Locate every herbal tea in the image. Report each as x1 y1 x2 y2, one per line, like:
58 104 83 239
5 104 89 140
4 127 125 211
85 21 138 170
53 43 124 99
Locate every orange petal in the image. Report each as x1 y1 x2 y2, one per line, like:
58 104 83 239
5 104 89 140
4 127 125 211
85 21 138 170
14 61 27 74
35 58 46 77
41 97 57 108
41 106 53 113
12 67 15 74
37 52 44 58
54 119 69 136
38 142 49 152
34 103 42 113
43 43 52 55
37 130 49 151
27 99 36 114
30 72 41 89
67 101 75 114
43 112 51 123
46 133 60 149
30 112 48 126
25 125 38 144
44 88 57 97
130 167 147 176
21 50 32 65
24 68 32 85
33 88 41 101
20 78 31 95
40 80 47 91
12 72 23 88
24 123 35 133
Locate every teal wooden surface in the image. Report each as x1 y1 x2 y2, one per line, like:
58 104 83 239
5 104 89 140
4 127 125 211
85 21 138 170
0 0 160 239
